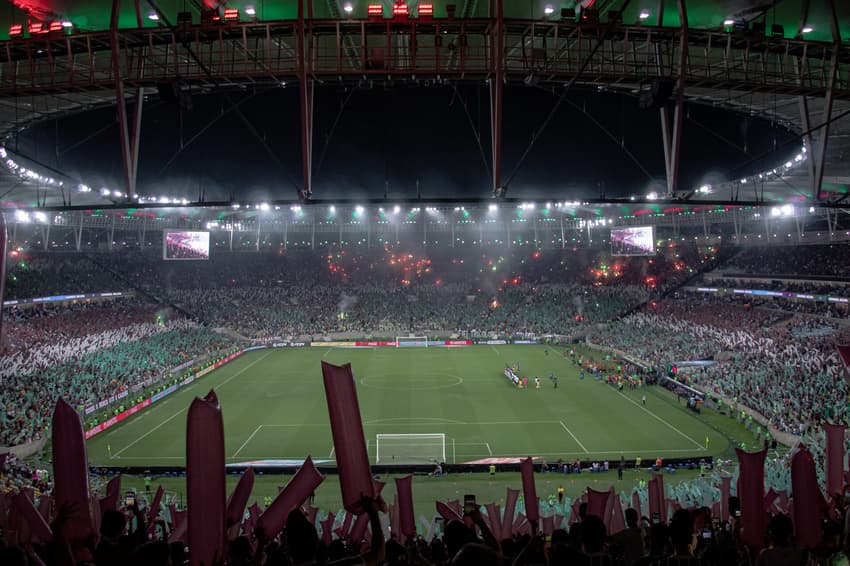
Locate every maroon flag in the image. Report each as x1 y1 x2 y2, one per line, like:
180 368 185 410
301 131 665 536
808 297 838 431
436 501 463 522
719 476 731 522
321 362 374 514
447 499 462 516
736 448 767 549
485 503 502 540
347 479 385 543
520 457 539 523
586 487 610 520
320 512 335 545
187 391 226 566
631 491 642 519
52 398 93 542
389 502 400 541
610 491 626 534
648 475 666 523
168 511 188 544
256 456 324 539
226 468 255 536
100 476 121 513
568 498 581 525
336 511 353 539
824 422 846 499
146 486 165 535
37 495 52 524
13 492 52 543
503 488 519 534
0 452 7 472
394 475 415 541
792 446 828 549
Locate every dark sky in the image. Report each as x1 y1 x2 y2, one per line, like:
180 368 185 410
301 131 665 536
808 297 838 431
12 84 798 201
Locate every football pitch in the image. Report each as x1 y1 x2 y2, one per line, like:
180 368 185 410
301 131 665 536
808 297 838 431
86 345 731 467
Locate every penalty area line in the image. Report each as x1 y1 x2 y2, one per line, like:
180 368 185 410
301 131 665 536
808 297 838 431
559 421 589 454
616 390 706 450
111 351 273 459
232 425 263 458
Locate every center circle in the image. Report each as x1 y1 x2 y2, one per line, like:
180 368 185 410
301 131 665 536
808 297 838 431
360 372 463 391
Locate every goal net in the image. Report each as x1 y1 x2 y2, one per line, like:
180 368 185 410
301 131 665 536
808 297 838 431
375 433 446 464
396 336 429 347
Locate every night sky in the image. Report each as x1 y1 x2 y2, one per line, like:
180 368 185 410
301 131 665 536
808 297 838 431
11 83 798 201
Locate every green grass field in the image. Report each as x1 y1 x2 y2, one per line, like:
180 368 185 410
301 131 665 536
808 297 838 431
86 345 738 467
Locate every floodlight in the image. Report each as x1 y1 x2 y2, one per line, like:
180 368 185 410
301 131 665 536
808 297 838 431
245 6 256 16
393 205 400 213
802 26 813 33
638 10 650 20
148 12 160 21
489 204 498 211
343 2 354 13
544 5 554 15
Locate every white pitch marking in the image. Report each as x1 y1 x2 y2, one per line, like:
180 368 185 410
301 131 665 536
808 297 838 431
232 425 263 458
111 351 272 458
559 421 589 454
616 390 705 450
486 442 493 456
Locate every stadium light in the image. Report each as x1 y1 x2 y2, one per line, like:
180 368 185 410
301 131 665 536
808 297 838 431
723 18 734 26
393 205 401 214
33 211 47 222
259 202 270 211
245 6 257 16
61 21 73 28
802 26 813 33
14 209 30 223
355 205 364 216
489 204 498 211
148 12 160 21
638 10 650 20
544 4 554 15
343 2 354 13
329 205 336 214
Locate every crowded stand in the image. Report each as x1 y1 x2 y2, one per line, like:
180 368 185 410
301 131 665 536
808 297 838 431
722 244 850 278
0 314 231 446
587 297 849 435
3 243 850 566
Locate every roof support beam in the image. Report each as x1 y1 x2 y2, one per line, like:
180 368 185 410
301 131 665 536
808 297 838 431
660 0 687 197
814 0 842 201
111 0 143 198
298 0 314 200
490 0 504 197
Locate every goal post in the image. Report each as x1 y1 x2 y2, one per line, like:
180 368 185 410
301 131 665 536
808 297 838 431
375 433 446 464
396 336 429 347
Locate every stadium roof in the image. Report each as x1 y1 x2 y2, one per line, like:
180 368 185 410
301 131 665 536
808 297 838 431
0 0 847 214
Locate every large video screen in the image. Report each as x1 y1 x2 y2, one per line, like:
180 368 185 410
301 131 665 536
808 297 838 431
610 226 655 256
163 230 210 260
